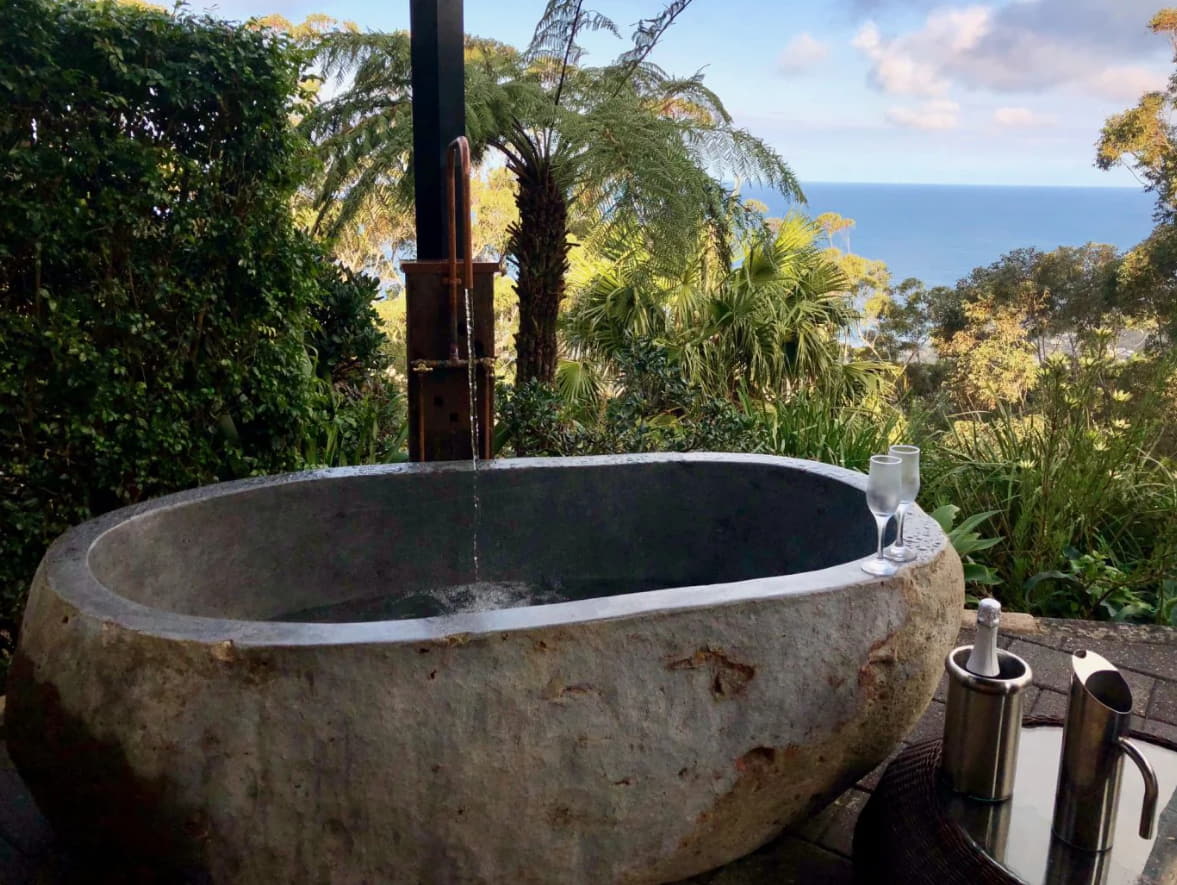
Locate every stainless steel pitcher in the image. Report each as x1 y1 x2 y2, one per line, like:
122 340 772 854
1044 835 1111 885
1051 649 1159 852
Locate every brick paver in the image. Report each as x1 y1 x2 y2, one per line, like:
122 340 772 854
1151 680 1177 726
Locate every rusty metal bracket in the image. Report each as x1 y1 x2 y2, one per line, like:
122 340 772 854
410 357 497 374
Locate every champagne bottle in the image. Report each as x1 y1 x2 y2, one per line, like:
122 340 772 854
966 598 1001 677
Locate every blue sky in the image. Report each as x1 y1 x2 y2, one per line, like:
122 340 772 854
192 0 1173 187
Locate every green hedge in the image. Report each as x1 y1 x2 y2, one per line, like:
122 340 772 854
0 0 337 669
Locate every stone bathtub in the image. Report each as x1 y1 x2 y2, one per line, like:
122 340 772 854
7 454 963 883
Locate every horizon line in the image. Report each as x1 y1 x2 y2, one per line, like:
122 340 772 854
787 180 1145 191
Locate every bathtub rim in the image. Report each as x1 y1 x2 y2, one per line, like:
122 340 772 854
34 452 949 648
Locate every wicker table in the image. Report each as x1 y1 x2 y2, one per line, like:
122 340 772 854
853 720 1177 884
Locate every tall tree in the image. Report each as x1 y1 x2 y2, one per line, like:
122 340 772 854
1096 9 1177 222
936 295 1041 410
866 278 936 368
1096 8 1177 341
303 1 800 384
814 211 854 251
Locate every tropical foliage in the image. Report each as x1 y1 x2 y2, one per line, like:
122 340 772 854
918 340 1176 620
303 0 800 385
565 216 874 399
0 0 396 674
1096 9 1177 344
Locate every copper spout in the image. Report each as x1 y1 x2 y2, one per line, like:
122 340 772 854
446 136 473 361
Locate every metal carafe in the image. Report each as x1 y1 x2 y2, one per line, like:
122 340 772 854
1051 649 1159 852
1044 835 1111 885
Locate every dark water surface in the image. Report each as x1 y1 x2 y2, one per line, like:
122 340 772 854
274 577 670 622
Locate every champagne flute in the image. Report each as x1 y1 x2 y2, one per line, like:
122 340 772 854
862 455 902 576
885 444 920 563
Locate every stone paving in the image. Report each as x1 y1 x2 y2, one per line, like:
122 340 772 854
2 615 1176 884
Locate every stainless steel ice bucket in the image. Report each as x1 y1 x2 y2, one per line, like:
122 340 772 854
942 645 1033 801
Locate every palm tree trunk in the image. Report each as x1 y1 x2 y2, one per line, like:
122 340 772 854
509 157 569 386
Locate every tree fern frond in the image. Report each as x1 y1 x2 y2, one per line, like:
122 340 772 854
312 30 412 83
608 0 693 94
527 0 619 92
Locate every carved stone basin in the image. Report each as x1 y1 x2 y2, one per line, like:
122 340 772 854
7 453 963 883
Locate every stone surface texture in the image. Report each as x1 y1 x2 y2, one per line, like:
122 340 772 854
6 615 1177 882
5 455 963 884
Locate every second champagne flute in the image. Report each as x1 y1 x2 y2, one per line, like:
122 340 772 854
862 454 902 576
885 444 920 562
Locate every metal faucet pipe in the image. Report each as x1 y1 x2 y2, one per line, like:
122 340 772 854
445 135 473 362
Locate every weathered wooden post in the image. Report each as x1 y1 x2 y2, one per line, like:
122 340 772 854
404 0 495 461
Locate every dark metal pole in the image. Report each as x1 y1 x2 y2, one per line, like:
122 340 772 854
409 0 466 261
406 0 490 463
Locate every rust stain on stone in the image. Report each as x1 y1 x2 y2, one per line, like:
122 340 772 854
666 647 756 700
858 632 900 689
239 650 279 686
626 740 819 884
542 679 601 703
734 746 777 772
560 683 597 697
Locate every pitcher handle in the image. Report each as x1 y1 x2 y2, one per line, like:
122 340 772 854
1117 737 1158 839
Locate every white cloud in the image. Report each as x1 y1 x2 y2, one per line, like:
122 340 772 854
852 20 952 96
886 99 961 129
921 6 991 53
777 33 830 75
993 106 1055 127
851 21 882 53
852 8 989 98
1086 66 1170 102
852 1 1171 97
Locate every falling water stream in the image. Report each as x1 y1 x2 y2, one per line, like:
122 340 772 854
464 286 481 582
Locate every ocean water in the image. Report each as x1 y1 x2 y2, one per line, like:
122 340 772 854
743 182 1157 287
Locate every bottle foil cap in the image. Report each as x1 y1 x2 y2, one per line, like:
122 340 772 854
977 597 1001 628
